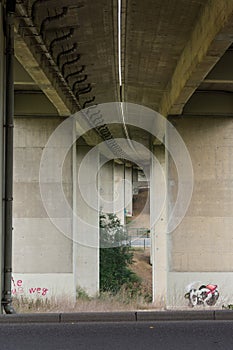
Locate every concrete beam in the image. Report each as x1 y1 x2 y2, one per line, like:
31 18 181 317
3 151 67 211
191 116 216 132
14 24 100 145
14 29 72 116
14 1 82 117
159 0 233 116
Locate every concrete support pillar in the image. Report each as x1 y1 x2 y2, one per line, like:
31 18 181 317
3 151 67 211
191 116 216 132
114 163 125 224
0 4 4 313
74 144 99 296
150 145 167 306
124 166 133 217
167 116 233 308
132 167 138 198
99 158 114 214
98 160 133 219
13 117 75 300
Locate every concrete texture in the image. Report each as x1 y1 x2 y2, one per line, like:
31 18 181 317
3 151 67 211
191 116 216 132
14 29 73 115
150 145 167 305
13 117 74 296
74 145 99 296
99 159 114 213
168 272 233 308
10 0 233 310
124 166 133 216
13 219 73 273
114 163 125 224
61 312 136 323
14 0 233 144
167 116 233 307
0 310 233 323
11 273 75 300
160 0 233 115
15 0 117 114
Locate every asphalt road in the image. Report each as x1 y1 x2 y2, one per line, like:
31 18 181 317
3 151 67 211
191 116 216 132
0 321 233 350
0 321 232 350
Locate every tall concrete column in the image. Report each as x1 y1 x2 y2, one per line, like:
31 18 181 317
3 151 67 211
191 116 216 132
150 145 167 306
124 166 133 217
132 167 138 199
74 144 99 296
167 116 233 308
13 117 75 300
99 158 114 214
114 162 125 224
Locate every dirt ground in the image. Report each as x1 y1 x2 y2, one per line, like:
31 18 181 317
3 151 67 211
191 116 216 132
130 248 152 298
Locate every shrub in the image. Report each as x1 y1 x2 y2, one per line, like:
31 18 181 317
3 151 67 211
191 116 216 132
99 213 141 294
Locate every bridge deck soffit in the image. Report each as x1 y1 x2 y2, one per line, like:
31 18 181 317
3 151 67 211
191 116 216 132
159 0 233 116
14 1 233 149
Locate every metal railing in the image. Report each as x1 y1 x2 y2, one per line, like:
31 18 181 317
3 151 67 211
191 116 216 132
125 228 151 249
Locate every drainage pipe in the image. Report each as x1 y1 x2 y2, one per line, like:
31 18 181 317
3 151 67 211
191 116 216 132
2 0 16 314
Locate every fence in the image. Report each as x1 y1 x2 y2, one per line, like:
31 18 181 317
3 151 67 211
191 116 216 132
125 228 151 249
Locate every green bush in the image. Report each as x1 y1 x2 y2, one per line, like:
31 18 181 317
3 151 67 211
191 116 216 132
99 213 141 294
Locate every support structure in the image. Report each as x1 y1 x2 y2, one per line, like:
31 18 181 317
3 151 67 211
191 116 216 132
99 158 114 214
13 117 75 301
74 144 99 296
167 115 233 307
0 2 5 314
150 145 167 306
114 163 125 224
124 166 133 217
1 0 16 314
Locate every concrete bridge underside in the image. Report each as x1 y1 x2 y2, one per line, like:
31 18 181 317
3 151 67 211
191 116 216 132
0 0 233 308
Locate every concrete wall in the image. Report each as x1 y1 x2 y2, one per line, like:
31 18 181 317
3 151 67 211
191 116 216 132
167 116 233 308
13 117 75 300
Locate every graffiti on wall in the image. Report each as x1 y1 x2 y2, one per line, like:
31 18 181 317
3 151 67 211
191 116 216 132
11 277 49 297
184 282 219 307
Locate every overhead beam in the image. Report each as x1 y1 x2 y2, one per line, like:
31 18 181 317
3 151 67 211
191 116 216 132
14 29 72 117
14 5 102 147
14 1 83 116
159 0 233 116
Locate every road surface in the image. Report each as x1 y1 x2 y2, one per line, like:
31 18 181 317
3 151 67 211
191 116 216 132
0 320 232 349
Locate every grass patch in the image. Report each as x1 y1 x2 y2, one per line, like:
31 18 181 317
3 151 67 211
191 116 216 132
12 286 153 314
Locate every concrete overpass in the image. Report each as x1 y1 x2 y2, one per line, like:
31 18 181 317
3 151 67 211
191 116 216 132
0 0 233 310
